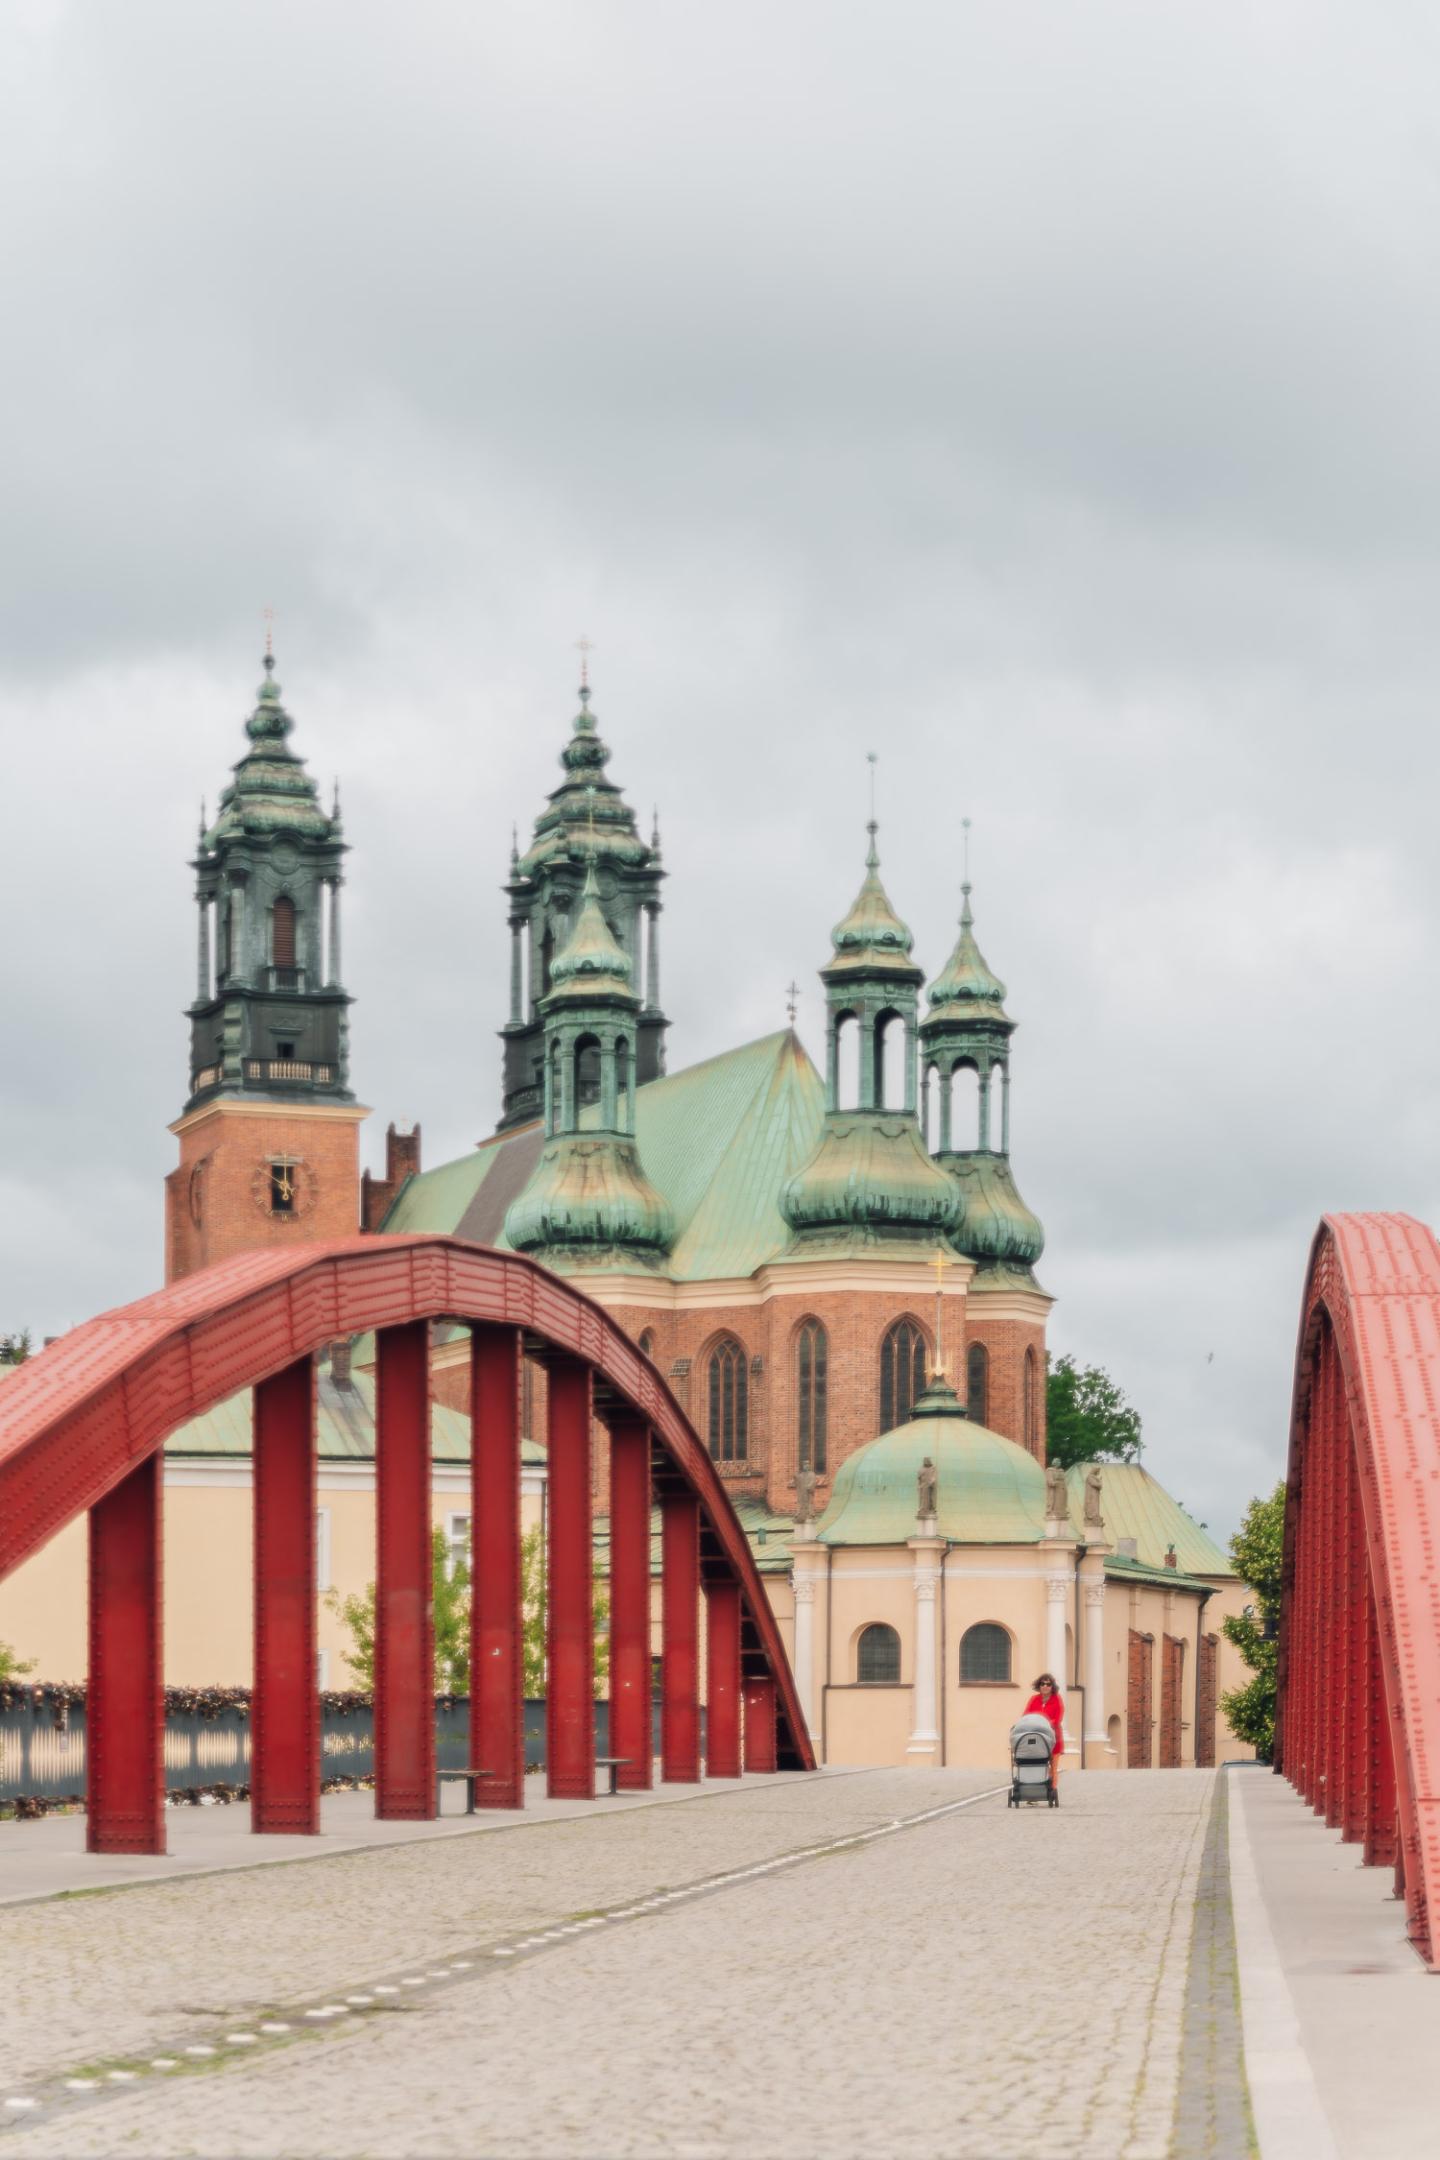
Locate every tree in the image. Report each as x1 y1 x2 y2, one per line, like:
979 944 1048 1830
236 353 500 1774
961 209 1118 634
0 1640 36 1683
328 1524 608 1696
1220 1480 1285 1761
0 1330 32 1367
1044 1354 1143 1469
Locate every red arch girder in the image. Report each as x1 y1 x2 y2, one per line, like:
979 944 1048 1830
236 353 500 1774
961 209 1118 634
1279 1213 1440 1967
0 1235 814 1773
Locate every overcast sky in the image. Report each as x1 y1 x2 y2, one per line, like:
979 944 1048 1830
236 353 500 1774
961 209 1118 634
3 1 1438 1538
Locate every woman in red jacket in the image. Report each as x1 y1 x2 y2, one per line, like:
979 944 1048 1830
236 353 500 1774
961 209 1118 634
1024 1673 1065 1775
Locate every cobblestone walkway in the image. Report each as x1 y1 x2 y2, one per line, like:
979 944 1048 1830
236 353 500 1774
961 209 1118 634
1173 1776 1254 2159
3 1769 1230 2159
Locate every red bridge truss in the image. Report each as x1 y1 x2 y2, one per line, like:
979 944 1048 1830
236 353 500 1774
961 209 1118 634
0 1236 814 1854
1279 1212 1440 1968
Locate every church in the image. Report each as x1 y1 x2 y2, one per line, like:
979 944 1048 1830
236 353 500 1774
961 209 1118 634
1 652 1252 1771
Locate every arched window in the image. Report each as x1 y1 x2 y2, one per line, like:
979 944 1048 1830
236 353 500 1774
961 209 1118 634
857 1623 901 1685
615 1035 631 1126
1023 1347 1039 1455
272 895 297 972
834 1011 859 1111
960 1623 1012 1684
707 1337 748 1464
967 1341 988 1428
637 1329 655 1361
880 1318 926 1433
574 1034 601 1109
875 1010 906 1111
796 1320 827 1474
949 1065 981 1150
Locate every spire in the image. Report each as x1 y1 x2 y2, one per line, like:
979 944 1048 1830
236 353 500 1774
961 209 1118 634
651 806 661 856
544 848 635 1003
927 879 1008 1012
330 776 343 829
826 820 918 976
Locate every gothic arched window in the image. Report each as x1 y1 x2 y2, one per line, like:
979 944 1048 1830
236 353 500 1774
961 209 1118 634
638 1329 655 1360
967 1342 989 1429
960 1623 1012 1685
707 1337 748 1464
880 1319 926 1433
1023 1347 1039 1455
857 1623 901 1685
796 1320 827 1475
272 895 297 972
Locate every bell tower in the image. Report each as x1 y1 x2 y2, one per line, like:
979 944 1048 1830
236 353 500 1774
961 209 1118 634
500 673 666 1131
164 648 368 1280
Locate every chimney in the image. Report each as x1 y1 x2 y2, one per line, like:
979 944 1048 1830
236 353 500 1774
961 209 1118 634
361 1121 423 1232
1164 1544 1178 1570
330 1339 353 1388
1116 1536 1138 1560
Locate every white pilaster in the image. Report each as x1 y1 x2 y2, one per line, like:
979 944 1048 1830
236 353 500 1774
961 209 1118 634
1083 1577 1108 1747
906 1537 944 1763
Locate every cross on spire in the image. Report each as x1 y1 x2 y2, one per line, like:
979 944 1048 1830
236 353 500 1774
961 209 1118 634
575 635 594 692
932 1245 953 1383
785 980 801 1026
263 604 275 662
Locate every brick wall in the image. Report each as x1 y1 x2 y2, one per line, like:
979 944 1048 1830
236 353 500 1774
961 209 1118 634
963 1313 1048 1459
166 1104 362 1282
1127 1629 1154 1768
360 1123 422 1231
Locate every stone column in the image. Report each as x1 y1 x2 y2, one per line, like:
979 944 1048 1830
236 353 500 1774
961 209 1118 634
328 880 343 988
906 1536 945 1764
1000 1066 1011 1153
1083 1575 1110 1766
1044 1573 1068 1690
196 893 211 1002
789 1535 826 1755
508 920 524 1024
939 1066 953 1153
903 1018 917 1116
979 1069 991 1151
645 904 660 1012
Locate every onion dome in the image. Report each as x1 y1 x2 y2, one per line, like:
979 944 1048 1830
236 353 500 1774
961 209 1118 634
944 1154 1045 1275
207 653 334 844
825 823 921 981
542 855 635 1007
815 1389 1047 1545
517 685 657 880
503 1134 674 1267
781 1112 961 1247
927 885 1008 1014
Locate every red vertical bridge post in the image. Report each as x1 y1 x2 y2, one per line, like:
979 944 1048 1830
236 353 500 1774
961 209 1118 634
661 1490 701 1783
607 1416 653 1790
87 1455 165 1855
375 1321 435 1819
704 1576 742 1777
252 1356 320 1833
547 1357 595 1800
470 1325 524 1808
743 1677 778 1773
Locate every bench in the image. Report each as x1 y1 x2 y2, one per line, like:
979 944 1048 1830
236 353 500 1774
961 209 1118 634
436 1768 493 1815
595 1757 631 1797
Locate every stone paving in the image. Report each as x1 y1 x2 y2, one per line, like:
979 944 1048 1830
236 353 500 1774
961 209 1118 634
2 1768 1221 2159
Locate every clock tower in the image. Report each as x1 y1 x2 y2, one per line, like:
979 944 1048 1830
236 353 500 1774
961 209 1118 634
164 648 368 1281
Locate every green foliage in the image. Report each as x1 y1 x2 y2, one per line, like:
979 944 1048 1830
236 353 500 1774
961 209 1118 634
0 1641 36 1683
1220 1480 1285 1761
329 1524 608 1697
0 1330 32 1366
1044 1354 1143 1469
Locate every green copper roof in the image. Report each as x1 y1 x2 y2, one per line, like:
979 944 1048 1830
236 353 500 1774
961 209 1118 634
515 688 656 881
382 1032 826 1282
943 1153 1044 1272
1067 1463 1233 1577
816 1392 1047 1545
504 1134 673 1266
781 1111 961 1249
205 655 335 846
164 1364 545 1466
541 852 637 1007
926 885 1009 1014
824 824 921 979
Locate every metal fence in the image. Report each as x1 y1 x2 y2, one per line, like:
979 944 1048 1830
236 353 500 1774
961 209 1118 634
1 1697 670 1807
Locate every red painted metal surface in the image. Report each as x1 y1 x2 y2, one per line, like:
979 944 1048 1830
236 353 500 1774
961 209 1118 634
661 1493 700 1783
375 1322 435 1819
743 1677 777 1773
252 1357 320 1834
607 1416 653 1790
470 1326 524 1809
704 1578 742 1778
0 1235 815 1850
546 1358 594 1800
1279 1213 1440 1968
87 1455 164 1854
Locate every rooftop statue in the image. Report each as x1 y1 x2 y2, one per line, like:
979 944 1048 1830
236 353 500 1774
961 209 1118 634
916 1456 938 1521
1084 1464 1105 1529
1045 1461 1068 1523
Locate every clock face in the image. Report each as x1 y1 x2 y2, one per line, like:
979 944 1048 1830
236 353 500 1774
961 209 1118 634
272 843 299 876
251 1159 319 1219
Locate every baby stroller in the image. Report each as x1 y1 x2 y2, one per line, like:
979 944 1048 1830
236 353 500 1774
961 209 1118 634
1008 1712 1059 1807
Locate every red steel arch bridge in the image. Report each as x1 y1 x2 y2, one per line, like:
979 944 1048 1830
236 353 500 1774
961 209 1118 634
0 1237 813 1854
1278 1212 1440 1969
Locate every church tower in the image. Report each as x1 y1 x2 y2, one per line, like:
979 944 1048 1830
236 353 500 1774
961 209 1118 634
499 676 666 1131
919 879 1048 1455
164 649 368 1281
503 815 673 1270
782 822 960 1250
